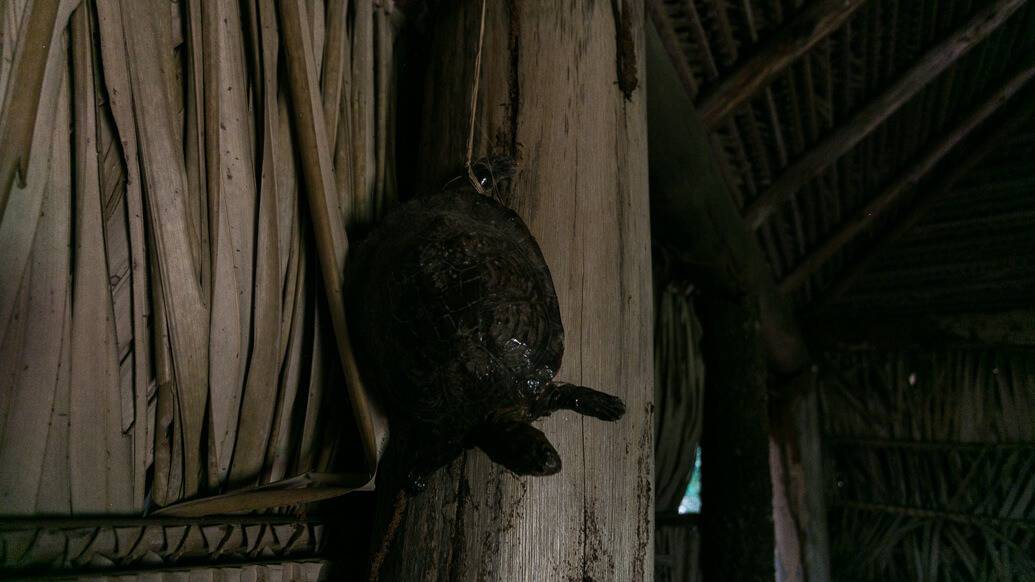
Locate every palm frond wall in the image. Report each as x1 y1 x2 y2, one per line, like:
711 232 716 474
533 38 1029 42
820 348 1035 581
0 0 399 516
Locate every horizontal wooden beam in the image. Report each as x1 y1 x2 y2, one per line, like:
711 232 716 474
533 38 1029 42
813 96 1035 309
696 0 867 128
805 309 1035 350
779 61 1035 293
743 0 1028 230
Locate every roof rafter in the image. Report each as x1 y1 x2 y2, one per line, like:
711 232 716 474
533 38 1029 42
696 0 868 129
811 96 1035 310
779 60 1035 293
743 0 1029 230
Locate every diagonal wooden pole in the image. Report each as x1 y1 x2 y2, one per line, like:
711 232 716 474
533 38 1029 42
780 61 1035 293
812 94 1035 309
743 0 1028 230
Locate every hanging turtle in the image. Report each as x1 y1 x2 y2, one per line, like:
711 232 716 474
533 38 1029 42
345 157 625 492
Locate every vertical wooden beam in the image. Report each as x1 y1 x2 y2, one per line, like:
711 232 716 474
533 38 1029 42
815 96 1035 308
743 0 1028 230
647 21 828 582
695 0 868 129
698 296 775 582
780 61 1035 293
372 2 654 580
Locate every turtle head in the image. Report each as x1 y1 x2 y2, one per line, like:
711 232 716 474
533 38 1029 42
472 420 562 476
443 156 518 194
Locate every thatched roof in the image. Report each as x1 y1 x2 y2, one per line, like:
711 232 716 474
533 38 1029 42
652 0 1035 314
650 1 1035 580
820 348 1035 580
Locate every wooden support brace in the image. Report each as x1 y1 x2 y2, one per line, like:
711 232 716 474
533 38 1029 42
696 0 868 129
813 95 1035 308
779 60 1035 293
743 0 1028 230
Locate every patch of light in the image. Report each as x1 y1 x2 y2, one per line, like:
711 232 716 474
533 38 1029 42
677 447 702 514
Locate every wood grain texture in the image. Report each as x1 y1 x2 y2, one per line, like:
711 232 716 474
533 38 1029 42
695 0 867 129
743 0 1029 230
373 2 653 580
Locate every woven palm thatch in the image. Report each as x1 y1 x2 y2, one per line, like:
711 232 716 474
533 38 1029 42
820 348 1035 581
653 0 1035 308
0 0 398 516
652 276 705 582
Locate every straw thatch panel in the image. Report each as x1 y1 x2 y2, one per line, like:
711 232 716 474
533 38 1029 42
652 282 705 581
1 0 399 518
1 517 325 575
652 0 1035 310
819 348 1035 581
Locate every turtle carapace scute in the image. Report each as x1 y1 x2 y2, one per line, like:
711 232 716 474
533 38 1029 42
345 157 626 492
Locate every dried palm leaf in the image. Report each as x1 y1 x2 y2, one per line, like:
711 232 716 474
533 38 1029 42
0 60 71 515
0 0 75 219
68 3 132 514
278 0 381 474
94 0 155 510
116 0 210 500
0 0 71 352
207 0 258 491
227 0 284 489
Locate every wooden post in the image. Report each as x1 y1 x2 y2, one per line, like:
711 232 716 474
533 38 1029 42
698 296 775 582
695 0 867 129
779 61 1035 293
647 21 829 582
370 2 654 580
743 0 1028 230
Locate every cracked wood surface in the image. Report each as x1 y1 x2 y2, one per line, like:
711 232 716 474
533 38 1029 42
371 2 654 580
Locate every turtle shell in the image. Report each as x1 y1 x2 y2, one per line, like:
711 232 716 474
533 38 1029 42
345 191 564 434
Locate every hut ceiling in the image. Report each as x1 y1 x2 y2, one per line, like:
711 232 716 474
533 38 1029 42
653 0 1035 316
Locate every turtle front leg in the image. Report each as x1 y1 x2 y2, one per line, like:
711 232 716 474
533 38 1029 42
471 420 562 476
532 382 626 421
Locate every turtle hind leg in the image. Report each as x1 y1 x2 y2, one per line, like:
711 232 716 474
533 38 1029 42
532 382 626 421
472 421 561 476
396 437 465 494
